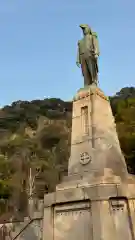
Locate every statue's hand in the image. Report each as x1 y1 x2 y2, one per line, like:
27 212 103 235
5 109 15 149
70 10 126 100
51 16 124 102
76 62 80 68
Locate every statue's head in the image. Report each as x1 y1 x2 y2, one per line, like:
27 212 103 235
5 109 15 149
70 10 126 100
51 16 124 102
79 24 92 35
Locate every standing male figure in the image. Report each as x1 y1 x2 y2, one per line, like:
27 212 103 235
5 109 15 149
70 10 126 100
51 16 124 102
76 24 100 86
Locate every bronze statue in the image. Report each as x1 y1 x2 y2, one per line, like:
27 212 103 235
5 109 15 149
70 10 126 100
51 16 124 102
76 24 100 86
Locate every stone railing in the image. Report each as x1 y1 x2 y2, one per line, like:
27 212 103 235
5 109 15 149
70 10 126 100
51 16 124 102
0 199 44 240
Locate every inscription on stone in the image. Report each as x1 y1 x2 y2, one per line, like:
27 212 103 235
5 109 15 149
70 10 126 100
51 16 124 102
54 202 92 240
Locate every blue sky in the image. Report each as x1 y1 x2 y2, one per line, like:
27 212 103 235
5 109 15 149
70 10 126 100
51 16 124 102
0 0 135 106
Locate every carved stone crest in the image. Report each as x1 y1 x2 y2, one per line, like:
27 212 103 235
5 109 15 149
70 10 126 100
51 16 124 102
80 152 91 165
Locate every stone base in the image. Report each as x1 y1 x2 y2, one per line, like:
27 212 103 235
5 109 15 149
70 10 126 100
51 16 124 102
42 85 134 240
43 175 135 240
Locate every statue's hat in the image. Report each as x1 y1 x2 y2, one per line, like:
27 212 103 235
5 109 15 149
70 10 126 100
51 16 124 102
79 24 90 29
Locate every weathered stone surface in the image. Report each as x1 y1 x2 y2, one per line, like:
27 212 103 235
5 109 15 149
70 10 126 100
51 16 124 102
128 199 135 237
43 189 135 240
56 187 85 203
43 207 53 240
53 201 92 240
44 192 56 207
68 85 128 180
83 184 118 200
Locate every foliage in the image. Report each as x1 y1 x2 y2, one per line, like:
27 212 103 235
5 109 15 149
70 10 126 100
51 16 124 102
0 97 71 217
111 93 135 174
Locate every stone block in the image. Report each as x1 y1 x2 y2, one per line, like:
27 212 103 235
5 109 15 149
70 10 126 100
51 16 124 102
44 192 56 207
83 185 99 200
53 201 92 240
83 183 118 201
56 179 79 191
56 187 85 203
96 184 118 200
117 183 135 199
43 207 53 240
128 199 135 237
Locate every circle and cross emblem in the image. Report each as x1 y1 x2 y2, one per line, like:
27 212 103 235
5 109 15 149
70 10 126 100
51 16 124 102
80 152 91 165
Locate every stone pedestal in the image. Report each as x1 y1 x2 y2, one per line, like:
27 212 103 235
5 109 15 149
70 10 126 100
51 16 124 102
68 85 127 180
43 178 135 240
43 86 135 240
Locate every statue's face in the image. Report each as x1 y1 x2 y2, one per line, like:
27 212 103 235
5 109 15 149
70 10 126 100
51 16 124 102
82 27 91 35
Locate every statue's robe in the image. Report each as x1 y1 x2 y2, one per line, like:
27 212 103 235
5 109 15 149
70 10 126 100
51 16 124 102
77 34 99 86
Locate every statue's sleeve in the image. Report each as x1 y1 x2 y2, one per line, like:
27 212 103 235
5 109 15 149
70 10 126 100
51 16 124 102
93 36 100 56
76 41 81 63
